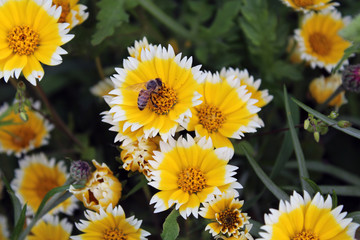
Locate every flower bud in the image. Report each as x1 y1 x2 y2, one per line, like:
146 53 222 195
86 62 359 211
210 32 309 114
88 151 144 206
304 119 310 130
70 160 91 181
342 64 360 93
314 132 320 143
337 120 352 128
328 111 339 119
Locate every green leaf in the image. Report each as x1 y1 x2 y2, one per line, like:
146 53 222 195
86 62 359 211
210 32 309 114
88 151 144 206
331 42 360 74
123 176 148 200
2 174 22 224
11 204 27 240
270 132 293 178
303 177 321 194
240 142 289 201
0 120 18 127
318 185 360 197
331 190 338 209
283 86 311 193
161 208 180 240
339 14 360 42
91 0 129 45
0 105 13 121
233 140 255 156
347 211 360 224
292 97 360 139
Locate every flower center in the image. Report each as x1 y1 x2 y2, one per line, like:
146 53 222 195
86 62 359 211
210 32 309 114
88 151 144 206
104 228 127 240
309 33 332 56
177 167 206 194
198 104 226 133
52 0 71 23
292 230 319 240
10 126 37 148
7 26 40 56
292 0 314 7
216 209 242 234
149 83 177 115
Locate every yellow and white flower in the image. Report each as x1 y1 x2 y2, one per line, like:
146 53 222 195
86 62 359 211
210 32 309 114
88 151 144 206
0 215 9 240
309 74 347 109
52 0 89 29
90 77 114 98
149 135 242 219
71 204 150 240
0 0 74 85
200 192 252 239
26 215 72 240
257 191 359 240
183 72 262 155
294 10 352 73
127 37 154 61
69 160 122 212
0 101 53 157
103 43 205 144
280 0 338 12
11 153 78 215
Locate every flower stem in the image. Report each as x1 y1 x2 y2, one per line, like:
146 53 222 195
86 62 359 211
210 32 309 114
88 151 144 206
317 85 345 111
138 0 193 39
95 56 105 80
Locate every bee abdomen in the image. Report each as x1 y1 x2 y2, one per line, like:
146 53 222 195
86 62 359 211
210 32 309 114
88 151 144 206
138 89 150 110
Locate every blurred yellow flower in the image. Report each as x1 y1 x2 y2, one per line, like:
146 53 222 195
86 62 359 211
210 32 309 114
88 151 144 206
52 0 89 29
280 0 338 12
309 74 347 109
90 77 114 98
11 153 78 215
0 101 53 157
27 215 72 240
69 160 122 212
0 215 9 240
0 0 74 85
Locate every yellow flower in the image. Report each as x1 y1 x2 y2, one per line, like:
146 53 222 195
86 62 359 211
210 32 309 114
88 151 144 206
69 160 122 212
286 37 304 64
280 0 338 12
71 204 150 240
120 136 160 180
183 72 262 155
26 215 72 240
0 215 9 240
103 43 205 143
294 11 352 73
200 192 252 239
11 153 78 215
90 77 115 98
0 101 53 157
309 74 347 109
52 0 89 29
0 0 74 85
148 135 242 219
127 37 154 61
257 191 359 240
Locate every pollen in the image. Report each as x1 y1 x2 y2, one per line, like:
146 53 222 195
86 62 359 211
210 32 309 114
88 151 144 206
309 33 332 56
149 83 177 115
103 228 127 240
292 230 319 240
215 209 243 234
198 104 226 133
177 167 206 194
52 0 71 23
7 26 40 56
293 0 314 7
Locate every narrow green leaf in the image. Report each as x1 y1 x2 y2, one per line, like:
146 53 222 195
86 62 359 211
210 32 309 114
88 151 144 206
123 176 147 199
283 86 311 193
2 174 22 224
233 140 255 156
249 219 262 238
0 105 13 120
331 190 338 209
240 143 288 201
270 132 293 178
303 177 321 194
318 185 360 197
347 211 360 224
11 204 27 240
339 14 360 42
292 97 360 139
161 208 180 240
331 43 360 74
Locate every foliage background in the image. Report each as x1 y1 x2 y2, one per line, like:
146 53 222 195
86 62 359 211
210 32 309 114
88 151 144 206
0 0 360 239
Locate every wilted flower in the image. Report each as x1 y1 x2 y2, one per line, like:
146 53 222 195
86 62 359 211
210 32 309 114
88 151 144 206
70 160 91 181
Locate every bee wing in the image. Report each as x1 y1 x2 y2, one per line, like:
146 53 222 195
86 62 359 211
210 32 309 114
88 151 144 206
125 82 147 92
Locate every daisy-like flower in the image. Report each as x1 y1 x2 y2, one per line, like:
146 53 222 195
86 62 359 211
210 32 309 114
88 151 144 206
0 215 9 240
257 191 359 240
27 215 72 240
309 74 347 109
71 204 150 240
11 153 78 215
103 43 205 143
294 11 352 73
51 0 89 29
120 136 160 180
69 160 122 212
0 0 74 85
148 135 242 219
90 77 115 98
183 72 262 154
127 37 154 61
0 101 53 157
280 0 338 12
199 192 252 239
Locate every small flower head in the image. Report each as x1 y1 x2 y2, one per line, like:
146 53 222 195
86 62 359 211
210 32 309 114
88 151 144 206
342 64 360 93
148 135 242 219
69 160 122 212
257 191 359 240
11 153 78 215
280 0 339 12
90 78 115 98
120 136 161 180
127 37 154 61
0 0 74 85
0 101 53 157
309 74 347 108
0 215 9 240
70 160 91 181
294 11 352 73
27 215 72 240
51 0 89 29
71 204 150 240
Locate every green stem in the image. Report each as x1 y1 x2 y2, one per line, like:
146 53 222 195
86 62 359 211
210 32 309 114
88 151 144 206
138 0 193 39
318 85 345 111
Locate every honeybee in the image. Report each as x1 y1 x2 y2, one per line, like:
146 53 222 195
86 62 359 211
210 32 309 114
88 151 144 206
126 78 162 110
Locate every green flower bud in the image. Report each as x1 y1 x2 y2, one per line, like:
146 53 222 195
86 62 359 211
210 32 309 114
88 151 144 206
304 119 310 130
19 112 28 122
70 160 91 181
337 120 352 128
328 111 339 119
314 132 320 143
